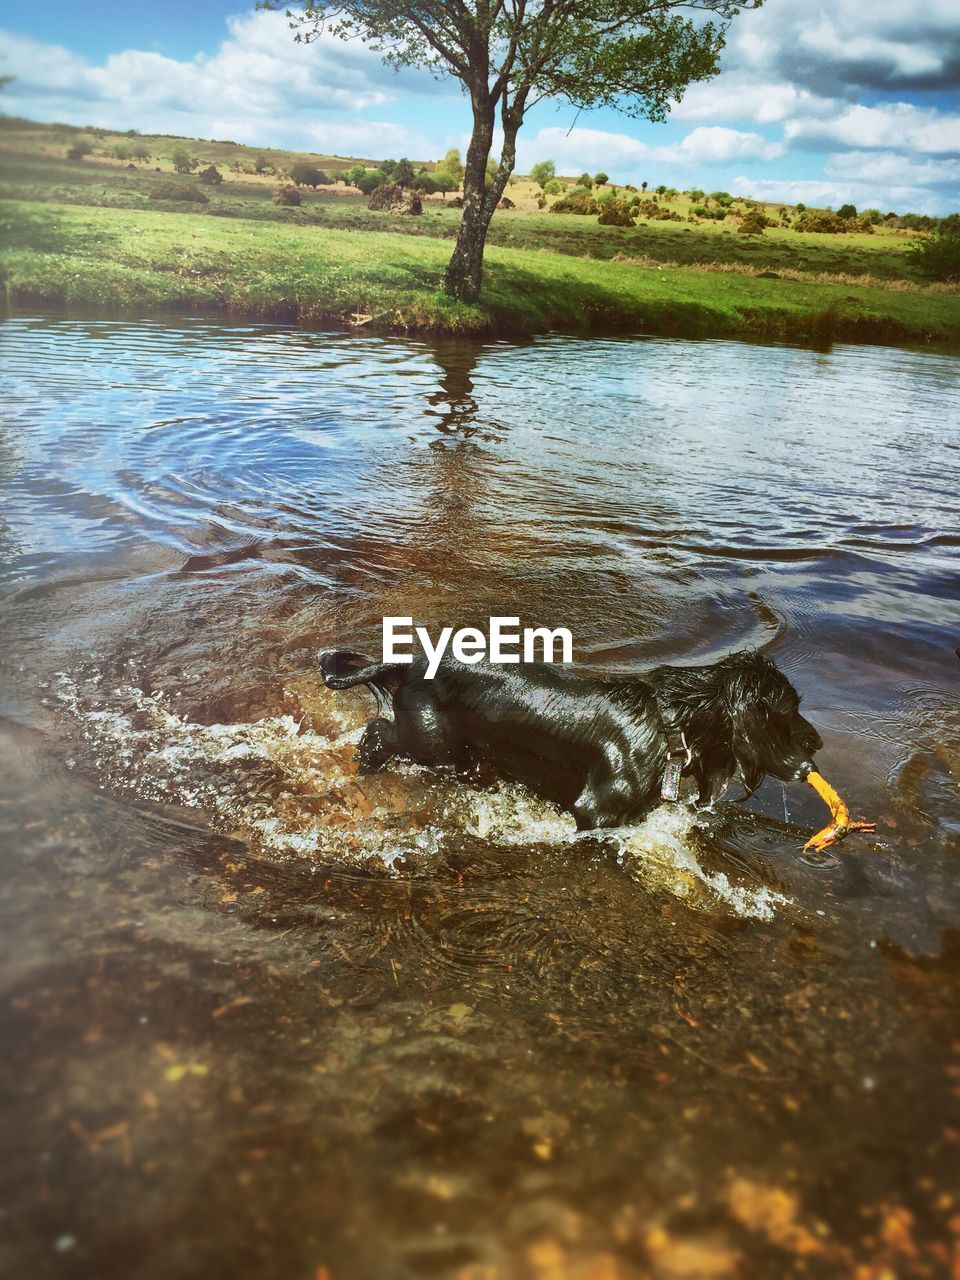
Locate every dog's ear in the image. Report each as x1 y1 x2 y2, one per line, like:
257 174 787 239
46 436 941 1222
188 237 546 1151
719 653 778 795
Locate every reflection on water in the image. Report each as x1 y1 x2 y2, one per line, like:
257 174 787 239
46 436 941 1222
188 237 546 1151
1 314 959 1278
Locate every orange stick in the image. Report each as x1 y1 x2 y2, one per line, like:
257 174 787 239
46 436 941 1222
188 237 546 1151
803 770 877 854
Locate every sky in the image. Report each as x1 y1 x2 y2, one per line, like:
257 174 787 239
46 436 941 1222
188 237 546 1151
1 1 958 214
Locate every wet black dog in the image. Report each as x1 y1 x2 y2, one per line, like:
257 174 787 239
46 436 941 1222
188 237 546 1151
317 649 823 830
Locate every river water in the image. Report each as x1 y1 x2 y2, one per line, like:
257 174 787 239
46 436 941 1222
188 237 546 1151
1 314 958 1279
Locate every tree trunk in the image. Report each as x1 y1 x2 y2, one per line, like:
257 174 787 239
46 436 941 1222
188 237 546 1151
443 95 497 303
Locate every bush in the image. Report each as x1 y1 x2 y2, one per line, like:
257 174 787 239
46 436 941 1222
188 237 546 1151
578 172 593 189
66 141 92 161
356 170 388 195
543 179 562 195
367 183 422 214
738 209 769 235
198 165 223 185
273 183 301 206
795 209 845 234
597 198 635 227
907 225 960 281
837 203 857 220
692 204 725 221
291 162 328 188
550 190 598 215
709 191 733 207
149 182 209 203
594 171 609 186
862 208 883 225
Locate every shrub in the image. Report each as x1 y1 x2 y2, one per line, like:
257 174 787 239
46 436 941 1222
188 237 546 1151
543 178 562 195
291 162 328 187
367 183 422 214
851 215 875 234
112 143 130 161
862 208 883 225
356 170 388 195
796 209 845 234
346 164 366 186
536 194 547 209
578 172 593 189
66 140 92 161
709 191 733 207
550 190 598 215
597 198 635 227
795 202 806 214
688 188 705 201
907 225 960 281
198 165 223 185
692 204 726 221
837 203 857 220
149 182 209 203
253 154 270 175
593 171 609 186
738 209 768 235
273 183 301 206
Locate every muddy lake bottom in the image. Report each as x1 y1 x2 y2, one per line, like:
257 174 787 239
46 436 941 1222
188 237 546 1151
1 315 959 1279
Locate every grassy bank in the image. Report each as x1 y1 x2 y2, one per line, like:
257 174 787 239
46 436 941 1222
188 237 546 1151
4 200 958 347
1 126 958 347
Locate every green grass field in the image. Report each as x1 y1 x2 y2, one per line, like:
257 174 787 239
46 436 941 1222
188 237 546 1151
1 119 957 348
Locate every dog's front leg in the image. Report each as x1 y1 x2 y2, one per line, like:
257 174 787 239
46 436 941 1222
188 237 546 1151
355 717 399 774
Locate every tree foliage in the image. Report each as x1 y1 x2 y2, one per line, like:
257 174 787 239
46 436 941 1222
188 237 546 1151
530 159 556 189
271 0 763 299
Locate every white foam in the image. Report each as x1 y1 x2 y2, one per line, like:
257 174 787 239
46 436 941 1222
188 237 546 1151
54 671 790 917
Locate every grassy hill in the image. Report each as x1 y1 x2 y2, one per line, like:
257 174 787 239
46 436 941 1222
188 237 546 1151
1 116 957 348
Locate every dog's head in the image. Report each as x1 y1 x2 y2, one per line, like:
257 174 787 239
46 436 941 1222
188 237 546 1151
719 651 823 792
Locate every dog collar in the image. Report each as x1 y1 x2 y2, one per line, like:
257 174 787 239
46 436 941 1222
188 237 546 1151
661 728 693 802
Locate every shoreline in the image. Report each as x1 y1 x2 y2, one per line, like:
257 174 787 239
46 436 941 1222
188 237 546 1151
3 199 959 352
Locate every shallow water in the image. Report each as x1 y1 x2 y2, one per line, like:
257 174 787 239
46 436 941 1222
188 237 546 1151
1 314 958 1279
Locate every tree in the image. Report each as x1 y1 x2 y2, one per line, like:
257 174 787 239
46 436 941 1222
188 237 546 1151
431 168 457 196
346 164 367 186
66 139 93 161
443 147 464 182
530 159 556 189
394 157 416 187
594 171 609 186
130 141 151 163
272 0 763 302
170 145 197 174
837 202 857 220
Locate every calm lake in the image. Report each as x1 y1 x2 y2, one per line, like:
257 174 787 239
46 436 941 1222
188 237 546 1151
1 314 958 1279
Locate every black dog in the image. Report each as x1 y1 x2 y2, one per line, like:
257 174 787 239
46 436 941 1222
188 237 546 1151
318 648 823 830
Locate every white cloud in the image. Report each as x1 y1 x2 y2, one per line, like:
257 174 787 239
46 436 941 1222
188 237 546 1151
735 176 945 215
824 150 960 186
0 13 451 145
517 124 780 177
785 103 960 155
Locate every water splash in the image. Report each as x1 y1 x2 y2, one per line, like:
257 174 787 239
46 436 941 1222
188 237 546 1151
54 669 790 918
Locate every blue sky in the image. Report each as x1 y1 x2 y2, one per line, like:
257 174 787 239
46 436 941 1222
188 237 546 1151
2 1 958 214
